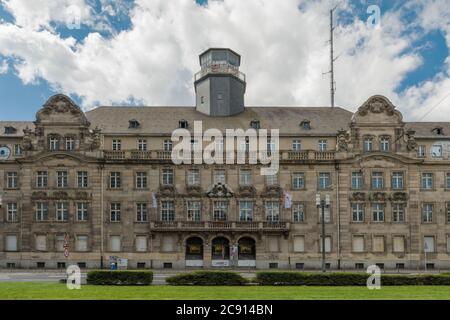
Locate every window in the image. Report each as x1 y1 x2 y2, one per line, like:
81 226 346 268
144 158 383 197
136 172 147 189
319 205 331 223
393 236 405 253
392 204 405 222
380 137 390 151
318 172 331 189
213 169 226 184
6 172 18 188
421 173 433 190
13 144 22 156
77 171 88 188
293 236 305 252
215 138 225 152
136 203 148 222
56 202 69 221
293 203 305 222
4 126 16 134
138 139 147 151
352 235 365 252
163 139 173 151
265 201 279 222
239 169 252 185
447 203 450 222
319 236 331 253
352 203 364 222
162 235 175 252
372 236 385 252
371 172 384 189
6 235 17 251
292 139 301 151
65 137 75 151
129 120 140 128
292 172 305 189
187 201 201 221
424 236 435 253
422 204 433 223
76 202 88 221
301 120 311 130
35 203 48 221
35 235 47 251
268 236 279 252
57 171 68 188
187 169 200 186
110 203 121 222
318 140 327 151
161 201 175 221
136 236 147 252
213 201 228 221
417 145 426 158
351 172 363 189
76 235 88 252
55 235 65 251
372 203 384 222
447 173 450 189
266 137 276 152
49 137 59 150
266 174 278 186
112 139 121 151
431 144 443 158
36 171 48 188
162 169 173 185
250 119 260 129
179 120 188 129
110 172 121 188
110 236 121 252
239 201 253 222
363 137 373 152
6 203 18 222
391 172 404 190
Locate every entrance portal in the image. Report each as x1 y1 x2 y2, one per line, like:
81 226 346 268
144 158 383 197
238 237 256 267
211 237 230 267
185 237 203 267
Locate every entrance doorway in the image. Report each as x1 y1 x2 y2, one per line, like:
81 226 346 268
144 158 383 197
211 237 230 267
185 237 203 267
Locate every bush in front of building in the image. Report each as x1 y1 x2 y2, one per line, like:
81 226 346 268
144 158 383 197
166 271 248 286
87 270 153 285
255 272 450 286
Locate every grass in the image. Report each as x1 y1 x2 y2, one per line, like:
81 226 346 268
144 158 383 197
1 282 450 299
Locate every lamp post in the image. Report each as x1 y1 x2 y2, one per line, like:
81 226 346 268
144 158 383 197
316 194 330 272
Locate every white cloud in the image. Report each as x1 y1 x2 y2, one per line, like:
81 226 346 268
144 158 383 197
0 0 449 120
0 59 7 74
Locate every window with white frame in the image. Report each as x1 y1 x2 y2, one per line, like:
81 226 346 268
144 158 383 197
56 202 68 221
57 171 68 188
266 173 278 186
421 173 433 190
112 139 121 151
213 169 226 184
352 203 364 222
76 202 88 221
213 201 228 221
65 137 75 151
137 139 147 151
319 236 331 253
110 203 121 222
77 171 88 188
371 172 384 189
372 203 384 222
392 203 405 222
318 172 331 189
267 137 276 152
136 203 148 222
447 203 450 223
35 202 48 221
351 172 363 189
292 139 301 151
239 169 252 185
292 172 305 189
380 137 390 151
36 171 48 188
318 139 327 151
319 205 331 223
110 172 121 188
391 172 404 190
13 144 22 156
187 169 200 186
239 201 253 222
265 201 280 222
417 145 426 157
215 137 224 152
187 201 201 221
6 203 18 222
161 201 175 221
135 172 147 189
49 136 59 150
162 169 173 185
293 203 305 222
6 172 18 188
163 139 173 151
363 137 373 152
422 203 433 223
447 173 450 189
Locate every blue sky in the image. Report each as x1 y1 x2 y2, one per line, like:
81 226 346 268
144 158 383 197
0 0 450 121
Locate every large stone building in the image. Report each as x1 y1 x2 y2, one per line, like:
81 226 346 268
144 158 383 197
1 48 450 270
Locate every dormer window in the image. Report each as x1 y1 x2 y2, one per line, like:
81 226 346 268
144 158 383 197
129 119 140 129
4 126 16 134
179 120 189 129
250 120 260 129
432 127 444 135
300 120 311 130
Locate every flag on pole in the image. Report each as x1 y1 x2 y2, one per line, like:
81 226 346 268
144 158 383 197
63 233 69 258
284 192 293 209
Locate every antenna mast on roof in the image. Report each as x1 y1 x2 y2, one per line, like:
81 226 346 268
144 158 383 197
328 6 338 108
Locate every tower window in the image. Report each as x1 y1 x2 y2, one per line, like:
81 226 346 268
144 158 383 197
250 120 260 129
129 120 140 129
179 120 189 129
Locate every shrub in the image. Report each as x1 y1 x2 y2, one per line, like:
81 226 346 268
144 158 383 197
166 271 248 286
256 272 450 286
87 270 153 285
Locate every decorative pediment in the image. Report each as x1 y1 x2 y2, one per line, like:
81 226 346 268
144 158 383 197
36 94 90 126
31 191 47 199
159 185 177 196
352 95 403 124
260 185 282 198
186 185 203 196
369 192 386 202
206 183 234 198
238 185 256 197
350 192 366 201
75 191 90 200
52 191 68 199
390 192 408 202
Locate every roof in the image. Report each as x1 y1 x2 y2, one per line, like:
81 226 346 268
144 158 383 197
85 106 353 136
405 122 450 139
0 121 34 138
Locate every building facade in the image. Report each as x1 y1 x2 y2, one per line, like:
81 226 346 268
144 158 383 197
1 49 450 270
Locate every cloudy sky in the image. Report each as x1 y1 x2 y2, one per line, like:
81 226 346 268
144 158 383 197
0 0 449 121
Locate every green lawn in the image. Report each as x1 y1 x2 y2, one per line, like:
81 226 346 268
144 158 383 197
1 282 450 299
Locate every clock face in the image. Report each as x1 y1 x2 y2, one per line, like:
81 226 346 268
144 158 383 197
431 145 442 157
0 146 11 160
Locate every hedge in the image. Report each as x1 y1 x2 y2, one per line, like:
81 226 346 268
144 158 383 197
256 272 450 286
166 271 248 286
87 270 153 285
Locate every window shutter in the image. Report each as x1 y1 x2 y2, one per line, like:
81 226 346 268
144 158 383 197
424 236 434 253
55 235 65 251
136 236 147 252
268 236 279 252
372 236 384 252
161 235 174 252
6 235 17 251
352 236 364 252
110 236 121 252
393 236 405 252
35 235 47 251
319 236 331 252
76 236 88 252
293 236 305 252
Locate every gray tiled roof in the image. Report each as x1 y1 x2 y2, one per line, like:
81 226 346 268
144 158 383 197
0 121 34 138
405 122 450 138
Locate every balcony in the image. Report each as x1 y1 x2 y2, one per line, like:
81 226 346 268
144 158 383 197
152 221 289 232
194 63 246 82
